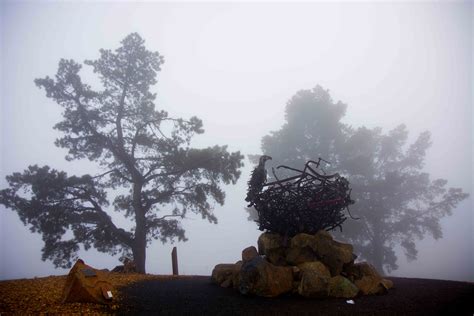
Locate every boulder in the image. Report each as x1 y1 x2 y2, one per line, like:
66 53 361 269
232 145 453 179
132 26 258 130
288 231 353 276
345 261 392 295
232 261 243 290
381 278 394 290
341 254 358 276
290 233 319 249
62 259 114 304
123 258 137 273
354 276 385 295
311 231 354 276
265 248 288 266
297 261 332 298
239 256 293 297
220 278 232 288
211 264 236 287
257 233 288 265
291 266 302 281
315 229 334 240
292 281 301 294
298 269 330 298
286 234 319 266
257 233 284 255
297 261 331 279
354 276 393 295
328 276 359 298
344 261 381 282
242 246 259 262
111 265 125 273
111 258 137 273
286 246 318 265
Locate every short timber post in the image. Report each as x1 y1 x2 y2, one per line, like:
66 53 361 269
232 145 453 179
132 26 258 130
172 246 179 275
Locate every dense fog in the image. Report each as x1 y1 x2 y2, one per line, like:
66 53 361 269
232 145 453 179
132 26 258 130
1 2 472 282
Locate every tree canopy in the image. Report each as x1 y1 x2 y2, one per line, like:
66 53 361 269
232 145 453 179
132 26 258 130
257 85 468 273
0 33 244 273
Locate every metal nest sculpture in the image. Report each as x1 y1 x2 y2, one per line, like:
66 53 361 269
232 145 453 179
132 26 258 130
246 156 356 237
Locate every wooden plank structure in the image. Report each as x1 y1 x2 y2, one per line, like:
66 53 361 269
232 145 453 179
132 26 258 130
172 247 179 275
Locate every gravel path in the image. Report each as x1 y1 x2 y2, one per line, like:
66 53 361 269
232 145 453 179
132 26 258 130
119 276 473 315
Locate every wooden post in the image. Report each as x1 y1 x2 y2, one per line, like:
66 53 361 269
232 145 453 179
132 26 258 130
172 246 179 275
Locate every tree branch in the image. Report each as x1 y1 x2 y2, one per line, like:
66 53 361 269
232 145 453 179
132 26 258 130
86 194 133 247
156 214 185 221
92 169 133 182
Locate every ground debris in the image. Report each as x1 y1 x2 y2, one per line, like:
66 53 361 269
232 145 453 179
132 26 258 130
0 272 172 314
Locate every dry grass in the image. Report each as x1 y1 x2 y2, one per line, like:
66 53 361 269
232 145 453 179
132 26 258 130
0 272 176 315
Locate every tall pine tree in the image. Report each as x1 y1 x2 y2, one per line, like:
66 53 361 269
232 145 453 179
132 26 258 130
1 33 243 273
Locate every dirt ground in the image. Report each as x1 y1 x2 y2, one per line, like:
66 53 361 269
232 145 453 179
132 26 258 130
0 274 472 315
0 273 173 314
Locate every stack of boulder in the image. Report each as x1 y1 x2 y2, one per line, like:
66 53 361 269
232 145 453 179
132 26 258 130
212 230 393 298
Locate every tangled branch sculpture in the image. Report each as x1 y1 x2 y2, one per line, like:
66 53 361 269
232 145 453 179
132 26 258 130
246 157 356 236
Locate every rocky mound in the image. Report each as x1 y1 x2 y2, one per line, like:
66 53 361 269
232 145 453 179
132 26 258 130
212 230 393 298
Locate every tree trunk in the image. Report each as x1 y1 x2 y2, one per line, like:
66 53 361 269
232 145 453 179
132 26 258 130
133 214 147 274
132 180 147 274
371 247 384 275
132 242 146 274
371 227 385 275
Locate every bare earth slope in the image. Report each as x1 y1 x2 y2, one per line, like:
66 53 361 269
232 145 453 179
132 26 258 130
120 276 473 316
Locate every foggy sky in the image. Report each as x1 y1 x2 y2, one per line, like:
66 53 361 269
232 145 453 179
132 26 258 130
0 1 472 281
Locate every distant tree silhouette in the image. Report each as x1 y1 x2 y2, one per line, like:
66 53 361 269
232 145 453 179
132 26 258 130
256 85 468 273
0 33 243 273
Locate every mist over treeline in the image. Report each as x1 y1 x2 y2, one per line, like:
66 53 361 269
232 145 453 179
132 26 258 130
247 85 468 274
1 2 472 282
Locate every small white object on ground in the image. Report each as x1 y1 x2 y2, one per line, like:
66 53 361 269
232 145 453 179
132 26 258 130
346 300 355 304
